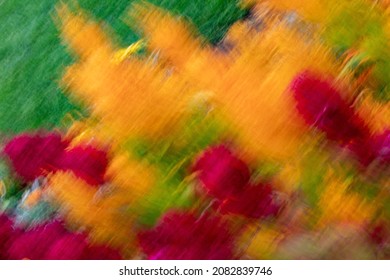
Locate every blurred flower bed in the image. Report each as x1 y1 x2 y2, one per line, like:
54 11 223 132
0 0 389 259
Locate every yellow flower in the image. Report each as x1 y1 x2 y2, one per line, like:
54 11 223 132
106 152 155 204
317 175 376 228
59 5 193 143
47 159 154 255
131 4 339 161
356 94 390 133
241 224 284 259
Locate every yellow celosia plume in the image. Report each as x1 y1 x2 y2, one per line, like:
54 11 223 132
317 175 377 228
357 94 390 133
242 224 284 259
130 4 341 161
47 149 155 252
48 172 135 250
57 5 114 60
59 5 193 143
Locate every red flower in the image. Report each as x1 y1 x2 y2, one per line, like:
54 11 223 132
43 230 122 260
83 244 122 260
138 211 236 260
7 221 66 260
3 133 67 182
44 233 88 260
218 182 281 219
5 219 121 260
371 130 390 165
3 132 109 186
290 72 370 146
56 146 108 186
348 130 390 167
0 214 21 259
370 223 389 247
192 145 250 199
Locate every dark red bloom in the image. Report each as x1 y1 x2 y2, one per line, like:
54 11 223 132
56 146 108 186
371 130 390 165
348 130 390 167
82 244 122 260
138 211 236 260
3 132 109 186
192 145 250 199
0 214 21 259
44 233 88 260
218 182 281 219
3 133 68 182
290 72 370 146
5 220 121 260
7 221 66 260
44 231 121 260
369 222 389 250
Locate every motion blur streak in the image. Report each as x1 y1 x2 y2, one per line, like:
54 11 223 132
0 0 389 259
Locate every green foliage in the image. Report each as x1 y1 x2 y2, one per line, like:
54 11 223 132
0 0 246 133
298 145 330 207
323 0 390 101
129 111 230 226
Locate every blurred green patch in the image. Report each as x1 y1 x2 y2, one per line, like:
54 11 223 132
0 0 246 134
127 110 231 226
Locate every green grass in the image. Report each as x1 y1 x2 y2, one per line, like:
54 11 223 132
0 0 246 134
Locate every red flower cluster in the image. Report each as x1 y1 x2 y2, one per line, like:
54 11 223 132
218 183 280 219
370 222 390 249
291 71 390 167
3 133 67 182
3 133 108 186
192 145 250 199
0 215 121 260
192 145 282 219
371 130 390 166
290 71 369 145
0 214 21 259
138 211 235 260
56 146 108 186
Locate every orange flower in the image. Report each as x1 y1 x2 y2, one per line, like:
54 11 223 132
59 5 193 143
47 171 135 254
131 4 340 161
